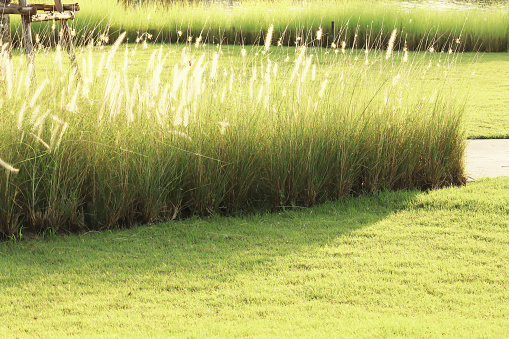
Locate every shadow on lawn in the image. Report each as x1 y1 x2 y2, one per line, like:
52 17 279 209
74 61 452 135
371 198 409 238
0 190 421 280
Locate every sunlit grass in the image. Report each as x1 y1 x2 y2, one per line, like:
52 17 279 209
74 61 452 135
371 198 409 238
1 178 508 337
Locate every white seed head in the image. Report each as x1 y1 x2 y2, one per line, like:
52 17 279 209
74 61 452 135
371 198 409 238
316 27 323 41
0 157 19 174
386 29 397 59
264 24 274 53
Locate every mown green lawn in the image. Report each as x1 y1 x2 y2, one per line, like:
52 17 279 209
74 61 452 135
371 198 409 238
458 52 509 138
1 178 508 337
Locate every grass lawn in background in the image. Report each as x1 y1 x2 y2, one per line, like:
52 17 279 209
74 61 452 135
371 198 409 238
1 178 508 337
14 0 509 52
458 52 509 138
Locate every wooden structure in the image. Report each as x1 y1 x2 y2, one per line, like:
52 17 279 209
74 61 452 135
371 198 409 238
0 1 80 80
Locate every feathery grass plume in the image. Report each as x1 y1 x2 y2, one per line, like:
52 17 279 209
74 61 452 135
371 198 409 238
257 84 264 103
96 53 106 77
249 63 257 99
31 110 50 138
87 40 94 79
171 64 190 100
386 29 397 59
17 103 26 131
264 59 272 85
174 103 184 126
171 64 180 99
318 79 328 98
221 86 226 103
264 24 274 53
429 88 437 103
181 46 191 67
190 54 206 103
25 63 34 89
30 79 49 108
67 68 77 94
49 115 65 150
169 130 191 141
147 49 157 72
157 83 171 122
53 122 68 151
183 107 190 127
66 83 81 113
290 46 306 84
102 71 117 107
60 88 66 114
259 59 264 81
195 35 202 48
81 54 88 82
179 69 188 109
229 70 234 93
82 74 90 101
210 52 219 80
240 48 247 57
402 38 408 63
109 87 123 121
127 77 139 123
122 71 131 114
0 157 19 174
123 45 129 74
316 27 323 41
1 41 9 58
106 31 127 70
273 62 278 78
218 120 230 135
28 105 40 126
352 28 359 51
150 49 167 96
341 41 346 54
392 74 401 86
54 45 63 73
1 44 13 98
29 132 50 150
300 55 313 83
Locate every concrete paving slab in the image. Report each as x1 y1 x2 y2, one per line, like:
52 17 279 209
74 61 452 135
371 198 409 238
465 139 509 179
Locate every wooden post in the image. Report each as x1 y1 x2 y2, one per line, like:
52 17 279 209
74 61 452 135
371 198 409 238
54 0 80 79
19 0 36 82
0 0 11 56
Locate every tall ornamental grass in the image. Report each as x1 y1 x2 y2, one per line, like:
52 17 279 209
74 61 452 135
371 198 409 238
9 0 509 52
0 26 466 239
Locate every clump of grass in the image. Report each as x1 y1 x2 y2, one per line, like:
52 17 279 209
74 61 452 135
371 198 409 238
0 24 467 238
